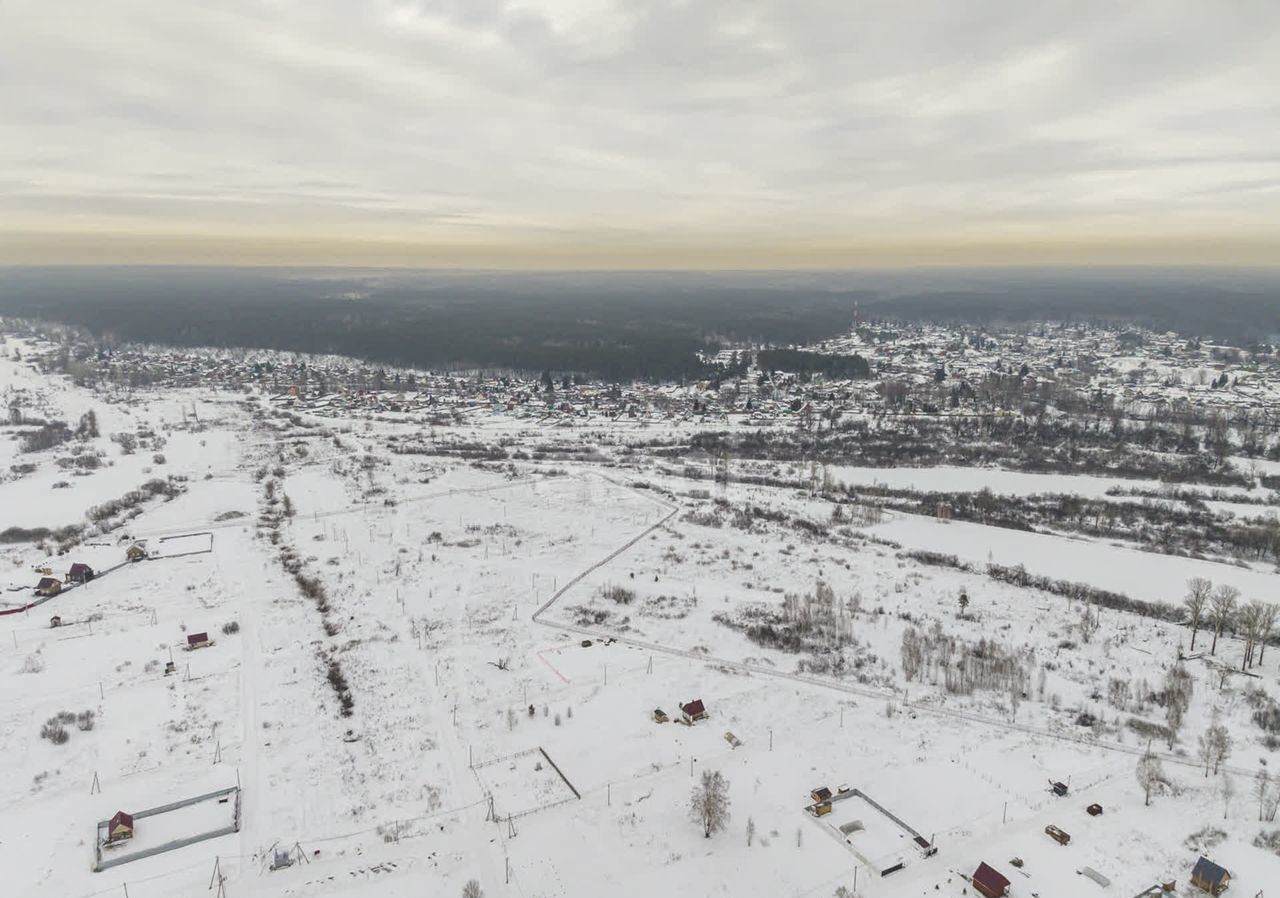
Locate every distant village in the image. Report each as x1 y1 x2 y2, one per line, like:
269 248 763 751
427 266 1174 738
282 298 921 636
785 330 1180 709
5 319 1279 434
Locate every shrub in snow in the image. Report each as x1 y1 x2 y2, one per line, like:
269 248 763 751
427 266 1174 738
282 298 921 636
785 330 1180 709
222 621 241 635
40 719 70 744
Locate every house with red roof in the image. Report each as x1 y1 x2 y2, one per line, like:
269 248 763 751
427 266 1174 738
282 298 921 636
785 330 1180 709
972 862 1009 898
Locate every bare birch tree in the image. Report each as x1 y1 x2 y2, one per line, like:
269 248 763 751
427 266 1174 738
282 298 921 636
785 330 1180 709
1184 578 1212 651
689 769 731 838
1137 748 1164 806
1210 585 1240 655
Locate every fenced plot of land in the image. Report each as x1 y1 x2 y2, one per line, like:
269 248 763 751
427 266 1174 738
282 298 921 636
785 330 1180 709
155 531 215 558
472 747 580 820
808 787 935 877
93 786 240 871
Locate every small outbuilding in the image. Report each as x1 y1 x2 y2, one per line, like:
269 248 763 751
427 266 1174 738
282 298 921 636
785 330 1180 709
653 709 669 723
972 862 1010 898
1086 803 1104 816
1190 856 1230 896
125 543 147 562
67 563 94 583
35 577 62 597
186 632 211 649
1045 824 1071 845
813 800 833 817
680 699 707 724
49 615 62 628
811 786 833 803
107 811 134 843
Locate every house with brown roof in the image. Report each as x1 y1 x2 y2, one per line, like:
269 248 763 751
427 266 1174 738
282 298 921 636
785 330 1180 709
67 563 94 583
35 577 62 598
186 632 211 649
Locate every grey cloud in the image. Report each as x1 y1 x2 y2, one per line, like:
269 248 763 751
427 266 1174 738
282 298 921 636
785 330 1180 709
0 0 1277 261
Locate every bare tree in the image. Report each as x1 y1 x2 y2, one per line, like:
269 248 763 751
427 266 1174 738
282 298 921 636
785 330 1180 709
746 816 756 847
1078 601 1100 644
1209 585 1240 655
1137 747 1164 806
1256 768 1271 822
1197 729 1215 777
1259 604 1279 665
1163 663 1193 748
1240 601 1265 670
689 769 731 838
462 880 484 898
1184 578 1212 651
1221 769 1235 820
1209 723 1233 775
1166 699 1185 749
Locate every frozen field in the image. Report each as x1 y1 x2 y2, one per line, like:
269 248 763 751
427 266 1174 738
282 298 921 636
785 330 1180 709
3 339 1280 898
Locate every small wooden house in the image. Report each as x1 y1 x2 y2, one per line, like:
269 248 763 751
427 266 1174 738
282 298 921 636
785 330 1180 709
1050 780 1069 797
1087 803 1104 816
107 811 134 843
66 563 94 583
186 632 211 649
680 699 707 724
35 577 62 597
972 862 1010 898
49 615 62 628
653 709 669 723
126 543 147 563
1044 824 1071 845
813 800 833 817
811 786 833 803
1190 856 1230 896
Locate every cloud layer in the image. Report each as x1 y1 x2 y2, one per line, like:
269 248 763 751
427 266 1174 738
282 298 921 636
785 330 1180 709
2 0 1278 266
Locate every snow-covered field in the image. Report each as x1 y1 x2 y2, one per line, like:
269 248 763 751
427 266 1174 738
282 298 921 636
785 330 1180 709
3 336 1280 898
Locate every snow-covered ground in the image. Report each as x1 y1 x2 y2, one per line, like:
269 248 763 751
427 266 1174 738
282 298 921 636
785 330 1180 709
3 337 1279 898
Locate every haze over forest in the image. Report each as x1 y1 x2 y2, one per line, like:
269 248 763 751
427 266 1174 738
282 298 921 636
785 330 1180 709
1 266 1277 379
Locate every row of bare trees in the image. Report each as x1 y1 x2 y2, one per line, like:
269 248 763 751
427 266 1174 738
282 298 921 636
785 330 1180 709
1184 577 1278 670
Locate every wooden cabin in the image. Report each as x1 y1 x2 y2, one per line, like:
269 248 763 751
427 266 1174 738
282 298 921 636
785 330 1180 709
107 811 134 843
811 786 833 803
972 862 1010 898
186 632 211 649
813 800 833 817
680 699 707 724
1087 803 1104 816
1044 824 1071 845
1190 856 1230 896
653 709 669 723
126 543 147 562
35 577 62 598
66 563 94 583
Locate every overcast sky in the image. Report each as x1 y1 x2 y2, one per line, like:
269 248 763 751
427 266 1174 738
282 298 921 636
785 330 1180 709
1 0 1278 267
